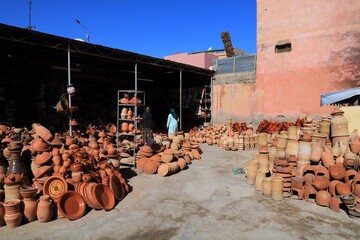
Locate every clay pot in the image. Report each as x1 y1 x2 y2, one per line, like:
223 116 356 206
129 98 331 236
271 177 283 201
121 122 129 133
329 163 346 181
310 145 323 163
330 108 349 137
262 177 272 197
321 148 335 168
37 195 53 223
32 123 53 142
127 109 133 119
257 133 268 147
336 182 352 195
329 196 342 213
350 134 360 154
4 184 21 201
331 142 342 158
328 180 341 196
23 198 38 222
143 160 158 174
316 190 331 207
19 186 38 199
3 199 21 215
340 193 356 206
255 172 266 191
4 212 22 228
285 138 298 158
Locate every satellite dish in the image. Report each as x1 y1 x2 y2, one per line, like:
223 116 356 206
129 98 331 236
208 47 212 51
74 38 85 42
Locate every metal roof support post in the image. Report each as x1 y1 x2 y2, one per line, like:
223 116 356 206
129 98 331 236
134 63 138 129
67 44 73 137
210 76 213 125
179 70 183 131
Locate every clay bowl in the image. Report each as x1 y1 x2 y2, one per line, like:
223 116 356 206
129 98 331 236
93 184 115 211
34 152 53 166
19 186 38 199
57 191 87 220
69 162 83 172
109 175 123 201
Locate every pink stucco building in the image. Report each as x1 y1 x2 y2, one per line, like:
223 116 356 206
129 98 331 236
212 0 360 124
254 0 360 118
164 50 225 69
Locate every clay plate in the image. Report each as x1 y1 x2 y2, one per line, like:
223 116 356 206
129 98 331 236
43 176 68 202
57 191 87 220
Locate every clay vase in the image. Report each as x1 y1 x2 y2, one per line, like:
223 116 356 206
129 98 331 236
121 122 129 133
310 145 323 163
330 108 349 137
0 202 5 227
23 198 38 222
350 134 360 154
37 195 53 223
127 109 133 119
321 147 335 168
329 163 346 181
316 190 331 207
4 212 22 228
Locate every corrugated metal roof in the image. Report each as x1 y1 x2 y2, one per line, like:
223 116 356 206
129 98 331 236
320 87 360 106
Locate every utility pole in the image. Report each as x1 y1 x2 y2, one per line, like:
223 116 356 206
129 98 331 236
28 0 35 30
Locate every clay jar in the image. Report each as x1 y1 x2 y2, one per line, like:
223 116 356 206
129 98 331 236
23 198 38 222
313 166 330 191
321 147 335 168
121 122 129 133
37 195 53 223
310 145 323 163
350 134 360 154
316 190 331 207
127 108 133 119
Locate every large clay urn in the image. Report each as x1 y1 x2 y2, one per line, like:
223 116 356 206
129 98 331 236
37 195 53 223
330 108 349 137
285 138 298 158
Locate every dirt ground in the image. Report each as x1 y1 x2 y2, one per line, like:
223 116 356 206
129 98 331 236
1 144 360 240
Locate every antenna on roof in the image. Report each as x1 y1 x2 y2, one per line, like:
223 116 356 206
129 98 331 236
28 0 35 30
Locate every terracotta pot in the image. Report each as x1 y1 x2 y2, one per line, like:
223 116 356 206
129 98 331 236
329 163 346 181
336 182 352 195
258 153 269 174
4 184 21 202
321 147 335 168
143 160 158 175
4 212 22 228
255 172 266 191
23 198 38 222
310 145 323 163
19 186 38 199
329 196 342 213
262 177 272 197
276 136 287 149
331 108 349 136
121 122 129 133
32 123 53 142
127 109 133 119
344 169 358 183
350 134 360 154
316 190 331 207
271 177 283 201
37 195 53 223
257 133 268 147
3 199 21 215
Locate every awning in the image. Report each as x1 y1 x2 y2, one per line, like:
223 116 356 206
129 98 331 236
320 87 360 106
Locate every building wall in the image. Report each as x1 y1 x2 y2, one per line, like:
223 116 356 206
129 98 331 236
255 0 360 118
164 52 218 69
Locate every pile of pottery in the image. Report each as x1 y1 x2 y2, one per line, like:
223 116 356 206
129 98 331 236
187 122 256 151
0 122 131 227
256 118 306 133
245 108 360 218
136 134 203 176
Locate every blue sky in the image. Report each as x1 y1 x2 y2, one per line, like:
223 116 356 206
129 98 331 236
0 0 256 58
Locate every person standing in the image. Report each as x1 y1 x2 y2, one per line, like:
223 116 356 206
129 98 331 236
141 107 152 145
166 108 179 137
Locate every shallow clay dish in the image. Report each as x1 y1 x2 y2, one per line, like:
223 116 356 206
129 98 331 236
43 176 68 202
93 184 115 211
57 191 87 220
109 175 123 201
34 152 52 166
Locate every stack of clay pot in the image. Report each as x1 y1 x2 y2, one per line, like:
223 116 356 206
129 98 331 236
3 199 22 228
136 136 203 177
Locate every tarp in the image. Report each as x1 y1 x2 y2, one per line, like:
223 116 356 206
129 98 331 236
320 87 360 106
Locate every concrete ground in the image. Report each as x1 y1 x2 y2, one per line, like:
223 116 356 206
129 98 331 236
1 144 360 240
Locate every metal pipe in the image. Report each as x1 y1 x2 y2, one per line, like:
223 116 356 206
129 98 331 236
67 44 73 137
180 70 182 131
134 63 138 129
